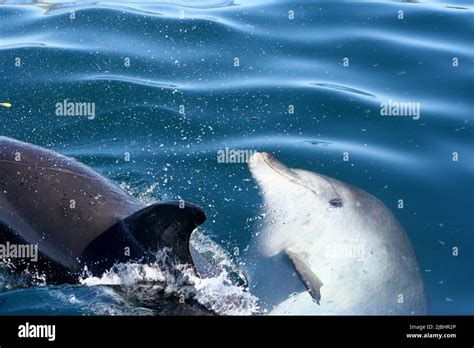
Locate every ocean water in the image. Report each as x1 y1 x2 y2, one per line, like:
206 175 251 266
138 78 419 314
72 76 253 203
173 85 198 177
0 0 472 315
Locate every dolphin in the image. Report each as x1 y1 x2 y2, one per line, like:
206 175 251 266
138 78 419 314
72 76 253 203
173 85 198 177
246 152 427 315
0 136 207 284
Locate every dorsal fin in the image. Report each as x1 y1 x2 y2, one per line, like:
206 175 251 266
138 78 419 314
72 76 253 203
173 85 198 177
123 201 206 265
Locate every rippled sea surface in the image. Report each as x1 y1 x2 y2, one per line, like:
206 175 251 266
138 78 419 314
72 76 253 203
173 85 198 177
0 0 473 315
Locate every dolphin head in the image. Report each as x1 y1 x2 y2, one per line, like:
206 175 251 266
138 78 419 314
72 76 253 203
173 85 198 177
248 152 353 257
249 152 344 207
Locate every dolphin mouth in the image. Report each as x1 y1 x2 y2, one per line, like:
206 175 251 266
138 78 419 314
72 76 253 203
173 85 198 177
249 152 317 194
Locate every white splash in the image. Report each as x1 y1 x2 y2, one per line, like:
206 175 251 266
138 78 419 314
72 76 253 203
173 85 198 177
119 181 161 204
79 250 261 316
80 263 166 286
180 268 261 315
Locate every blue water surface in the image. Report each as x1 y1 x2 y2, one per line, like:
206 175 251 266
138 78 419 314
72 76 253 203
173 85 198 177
0 0 473 315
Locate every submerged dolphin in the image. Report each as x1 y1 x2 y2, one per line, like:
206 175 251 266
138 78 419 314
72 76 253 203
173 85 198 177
247 152 427 315
0 136 207 284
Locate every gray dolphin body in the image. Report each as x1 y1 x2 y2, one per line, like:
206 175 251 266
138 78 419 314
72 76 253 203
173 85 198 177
0 136 206 284
246 152 427 315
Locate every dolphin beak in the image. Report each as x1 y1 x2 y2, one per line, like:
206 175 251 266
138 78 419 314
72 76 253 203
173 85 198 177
249 152 296 181
249 151 267 166
248 152 278 172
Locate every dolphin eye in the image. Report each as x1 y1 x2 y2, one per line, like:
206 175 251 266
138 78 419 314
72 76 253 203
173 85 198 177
329 198 343 207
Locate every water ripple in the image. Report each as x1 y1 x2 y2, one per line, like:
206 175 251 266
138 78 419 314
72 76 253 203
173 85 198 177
86 74 179 89
310 83 376 98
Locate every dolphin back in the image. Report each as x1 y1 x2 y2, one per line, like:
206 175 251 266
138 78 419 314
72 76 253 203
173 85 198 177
0 137 207 283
